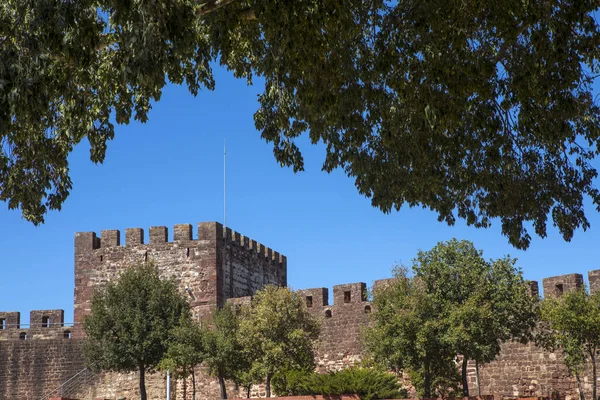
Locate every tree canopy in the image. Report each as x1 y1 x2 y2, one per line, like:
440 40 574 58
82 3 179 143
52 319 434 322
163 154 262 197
539 287 600 400
202 303 246 400
83 262 191 400
364 266 459 398
412 239 537 396
365 239 538 397
158 316 204 400
2 0 600 248
238 285 320 397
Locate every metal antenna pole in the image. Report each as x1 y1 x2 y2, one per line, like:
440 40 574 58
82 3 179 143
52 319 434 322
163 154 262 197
224 138 227 229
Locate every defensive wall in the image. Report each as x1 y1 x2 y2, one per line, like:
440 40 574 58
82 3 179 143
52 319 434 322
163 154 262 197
3 221 600 399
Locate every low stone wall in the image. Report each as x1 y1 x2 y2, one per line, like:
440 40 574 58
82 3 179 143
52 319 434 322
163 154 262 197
230 396 496 400
231 396 360 400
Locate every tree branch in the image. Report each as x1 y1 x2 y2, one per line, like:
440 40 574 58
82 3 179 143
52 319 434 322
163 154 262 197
197 0 240 16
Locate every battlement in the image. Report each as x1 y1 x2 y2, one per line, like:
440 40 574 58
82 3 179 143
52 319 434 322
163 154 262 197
295 272 600 320
75 222 286 266
542 273 584 298
301 283 368 307
0 309 77 341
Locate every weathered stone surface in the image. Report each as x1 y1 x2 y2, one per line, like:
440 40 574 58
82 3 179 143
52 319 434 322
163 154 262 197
0 339 86 399
542 274 583 299
300 283 372 372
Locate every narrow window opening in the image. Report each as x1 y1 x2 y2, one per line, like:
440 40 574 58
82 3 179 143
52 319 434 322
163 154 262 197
364 305 372 314
0 318 5 330
42 316 50 328
100 255 103 262
306 296 313 308
186 248 190 257
344 291 351 303
64 330 71 339
556 284 564 295
325 309 332 318
144 252 148 262
19 332 27 340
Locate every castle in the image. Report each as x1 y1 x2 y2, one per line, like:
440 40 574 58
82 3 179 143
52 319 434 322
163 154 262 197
0 221 597 399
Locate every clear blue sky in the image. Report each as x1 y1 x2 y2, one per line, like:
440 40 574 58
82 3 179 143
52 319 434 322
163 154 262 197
2 65 600 325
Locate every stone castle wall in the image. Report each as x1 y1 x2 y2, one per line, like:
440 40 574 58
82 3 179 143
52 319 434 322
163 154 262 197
300 283 372 371
468 271 600 400
0 338 85 399
4 221 600 399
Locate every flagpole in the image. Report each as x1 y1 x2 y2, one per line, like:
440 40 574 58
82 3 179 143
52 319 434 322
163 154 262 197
224 139 227 229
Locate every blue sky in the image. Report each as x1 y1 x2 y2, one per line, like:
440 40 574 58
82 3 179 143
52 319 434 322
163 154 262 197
2 65 600 325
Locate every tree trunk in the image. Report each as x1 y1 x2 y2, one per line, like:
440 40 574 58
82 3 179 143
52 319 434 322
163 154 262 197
266 374 272 398
423 368 431 399
576 372 585 400
183 371 188 400
192 365 197 400
139 366 147 400
219 375 227 399
591 351 597 400
476 360 481 396
462 356 469 397
246 385 251 398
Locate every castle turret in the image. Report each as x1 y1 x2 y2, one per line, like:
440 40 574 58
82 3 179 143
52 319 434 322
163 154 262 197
73 222 287 336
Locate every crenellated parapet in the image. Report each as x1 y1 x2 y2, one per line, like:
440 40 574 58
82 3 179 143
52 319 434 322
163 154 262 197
74 222 287 274
297 282 372 372
0 309 77 341
299 282 371 321
0 311 20 330
542 273 584 298
221 225 287 268
75 222 286 268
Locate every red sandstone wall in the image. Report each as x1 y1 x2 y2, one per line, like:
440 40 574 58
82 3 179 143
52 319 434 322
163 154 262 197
0 338 85 399
301 282 372 371
219 227 287 305
74 223 222 328
469 341 577 398
465 272 600 400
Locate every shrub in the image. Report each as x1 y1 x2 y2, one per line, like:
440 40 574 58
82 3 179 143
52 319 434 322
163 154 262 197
272 367 408 400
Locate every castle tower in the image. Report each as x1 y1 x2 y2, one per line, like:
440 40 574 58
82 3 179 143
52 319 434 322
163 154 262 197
74 222 287 334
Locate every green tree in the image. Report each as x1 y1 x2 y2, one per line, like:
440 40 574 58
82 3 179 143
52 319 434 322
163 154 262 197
539 288 600 400
2 1 600 249
365 240 538 397
202 303 244 399
83 262 190 400
238 285 320 397
158 317 204 400
364 267 459 398
232 364 262 399
413 239 538 396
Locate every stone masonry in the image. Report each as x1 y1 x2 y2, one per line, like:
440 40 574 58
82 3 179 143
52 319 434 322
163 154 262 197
74 222 287 331
301 283 372 371
3 221 600 400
